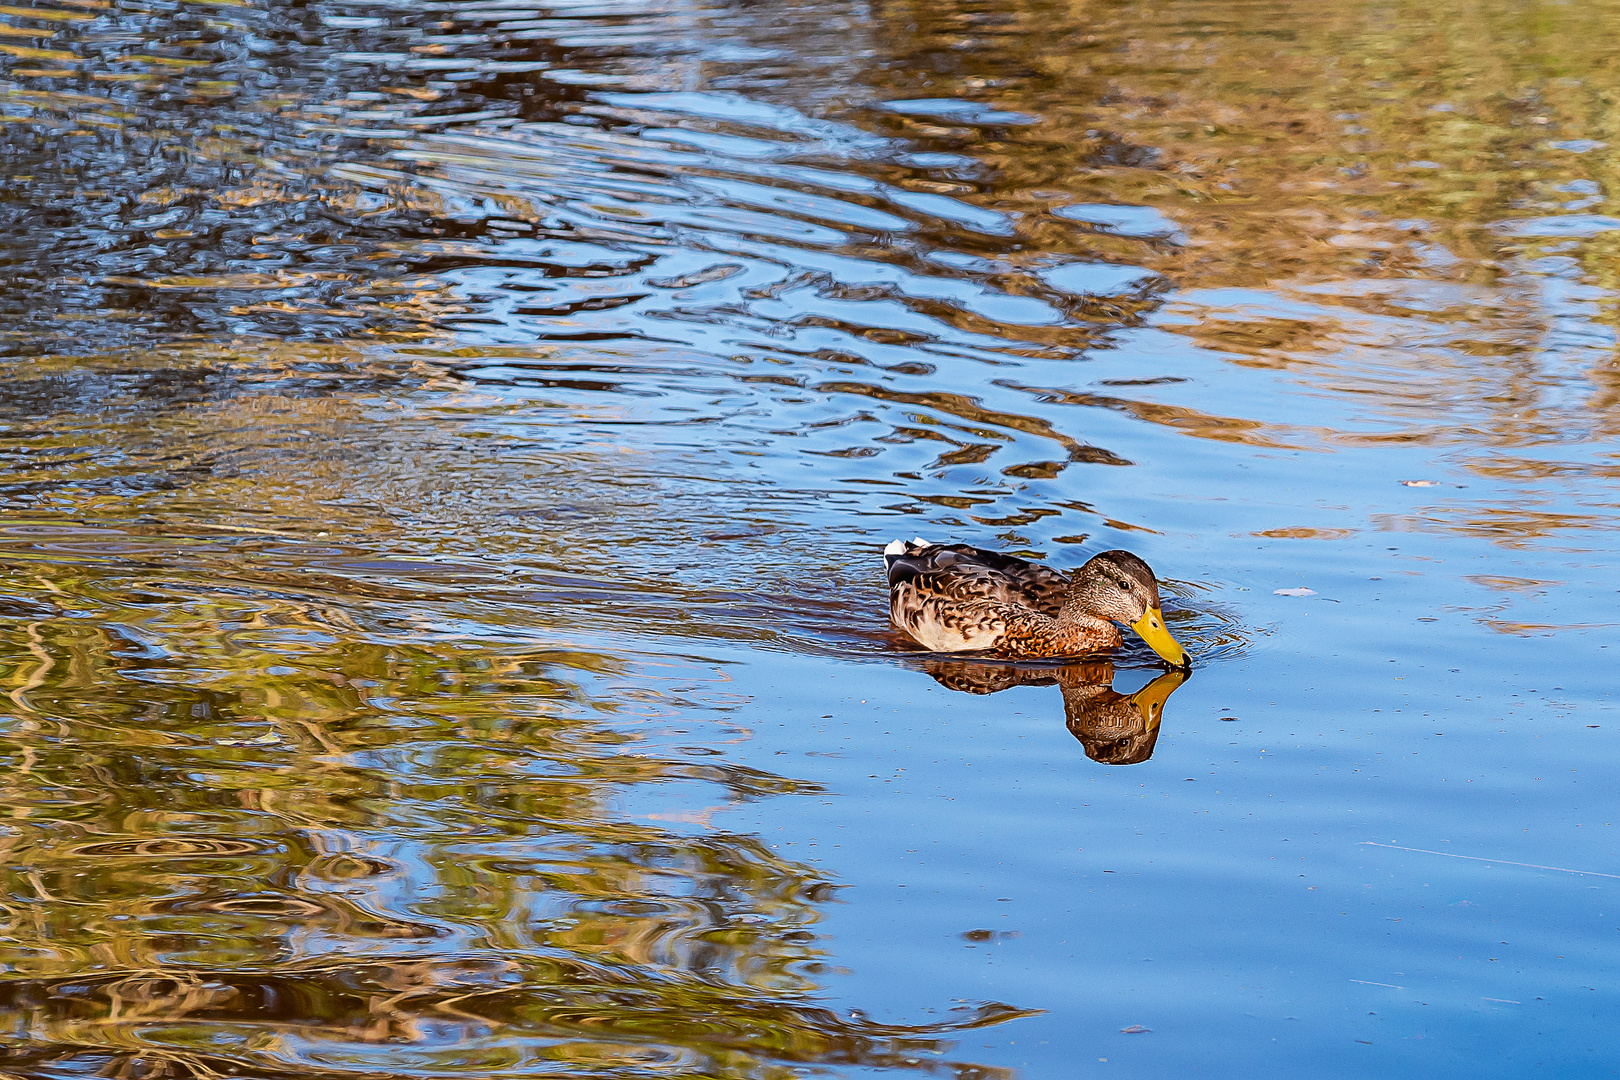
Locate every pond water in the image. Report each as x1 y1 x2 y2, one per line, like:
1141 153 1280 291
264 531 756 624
1 0 1618 1075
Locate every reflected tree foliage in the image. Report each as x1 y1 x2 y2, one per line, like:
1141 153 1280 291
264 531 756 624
0 560 1031 1077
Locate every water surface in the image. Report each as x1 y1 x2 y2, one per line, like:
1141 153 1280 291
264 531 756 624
0 0 1617 1075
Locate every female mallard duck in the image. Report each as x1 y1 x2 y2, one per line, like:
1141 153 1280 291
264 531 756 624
883 538 1190 666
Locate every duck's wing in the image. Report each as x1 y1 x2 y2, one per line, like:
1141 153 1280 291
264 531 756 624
888 583 1019 653
883 539 1069 652
883 541 1069 614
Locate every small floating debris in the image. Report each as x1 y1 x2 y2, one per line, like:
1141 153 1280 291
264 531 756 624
1274 587 1316 597
1121 1025 1151 1034
1400 479 1438 487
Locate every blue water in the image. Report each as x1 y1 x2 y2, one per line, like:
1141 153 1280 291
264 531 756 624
0 0 1617 1074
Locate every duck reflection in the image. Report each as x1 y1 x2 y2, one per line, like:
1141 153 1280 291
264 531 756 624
919 659 1188 765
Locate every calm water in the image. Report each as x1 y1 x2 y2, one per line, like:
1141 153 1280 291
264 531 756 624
0 0 1618 1075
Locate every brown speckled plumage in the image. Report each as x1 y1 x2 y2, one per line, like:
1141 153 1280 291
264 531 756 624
1057 665 1183 765
884 539 1187 664
920 658 1185 764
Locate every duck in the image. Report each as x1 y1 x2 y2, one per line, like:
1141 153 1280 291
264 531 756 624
882 537 1190 666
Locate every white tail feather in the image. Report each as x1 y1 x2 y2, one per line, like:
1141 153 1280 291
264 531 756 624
911 536 931 547
883 539 906 556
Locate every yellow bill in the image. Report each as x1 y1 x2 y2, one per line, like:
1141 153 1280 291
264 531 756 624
1130 606 1190 668
1128 668 1188 733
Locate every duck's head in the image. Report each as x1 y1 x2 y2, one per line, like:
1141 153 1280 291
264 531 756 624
1067 550 1190 668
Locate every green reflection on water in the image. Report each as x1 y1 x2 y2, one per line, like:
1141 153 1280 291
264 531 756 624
0 531 1030 1074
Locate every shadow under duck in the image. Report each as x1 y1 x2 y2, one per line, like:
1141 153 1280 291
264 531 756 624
883 538 1190 666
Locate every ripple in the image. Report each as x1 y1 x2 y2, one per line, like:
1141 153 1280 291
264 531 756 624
66 837 269 858
1054 203 1185 242
1496 214 1620 237
881 98 1042 126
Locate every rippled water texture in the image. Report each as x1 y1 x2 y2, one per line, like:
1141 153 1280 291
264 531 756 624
1 0 1618 1075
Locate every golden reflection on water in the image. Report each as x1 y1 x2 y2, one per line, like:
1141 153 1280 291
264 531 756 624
0 543 1033 1075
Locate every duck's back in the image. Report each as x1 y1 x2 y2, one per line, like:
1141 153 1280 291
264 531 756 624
884 540 1069 611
